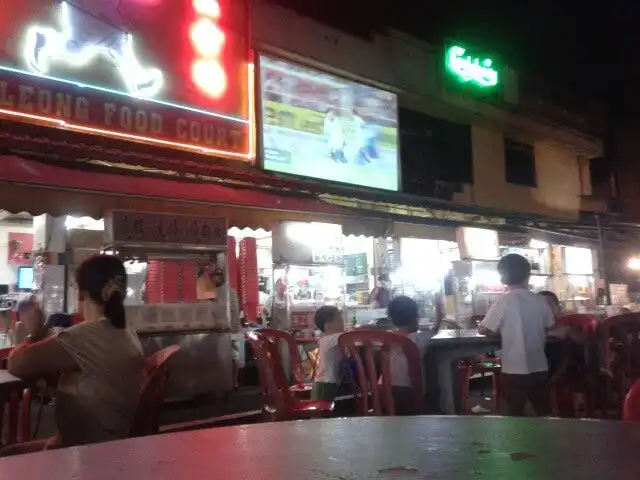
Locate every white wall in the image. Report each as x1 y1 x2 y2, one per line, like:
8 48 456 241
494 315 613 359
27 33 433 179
0 224 33 285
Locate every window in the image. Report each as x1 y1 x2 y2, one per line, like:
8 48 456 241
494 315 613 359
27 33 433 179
399 108 473 197
504 139 536 187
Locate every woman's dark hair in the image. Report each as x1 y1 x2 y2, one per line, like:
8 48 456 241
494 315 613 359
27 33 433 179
538 290 560 306
497 254 531 286
76 255 127 329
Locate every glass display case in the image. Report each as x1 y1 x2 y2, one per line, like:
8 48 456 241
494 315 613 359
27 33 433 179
270 264 345 332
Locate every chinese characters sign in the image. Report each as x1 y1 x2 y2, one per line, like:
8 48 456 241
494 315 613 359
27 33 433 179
445 45 499 88
0 0 251 159
105 210 227 249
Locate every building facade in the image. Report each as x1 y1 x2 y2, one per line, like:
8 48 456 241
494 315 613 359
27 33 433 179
252 0 604 220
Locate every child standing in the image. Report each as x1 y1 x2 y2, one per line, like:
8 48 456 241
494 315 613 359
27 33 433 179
311 305 345 402
478 254 555 416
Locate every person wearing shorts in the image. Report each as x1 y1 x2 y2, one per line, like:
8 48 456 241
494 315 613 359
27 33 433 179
479 254 555 416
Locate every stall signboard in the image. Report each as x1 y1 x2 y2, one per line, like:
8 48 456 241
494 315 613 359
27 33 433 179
258 54 399 191
0 0 251 159
272 221 344 266
105 210 227 249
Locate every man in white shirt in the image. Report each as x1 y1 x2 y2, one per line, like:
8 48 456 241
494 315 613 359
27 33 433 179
479 254 555 416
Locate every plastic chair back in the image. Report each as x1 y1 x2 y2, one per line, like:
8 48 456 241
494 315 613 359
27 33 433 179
246 331 295 420
130 345 180 437
556 314 598 333
600 313 640 377
258 328 306 385
338 330 424 416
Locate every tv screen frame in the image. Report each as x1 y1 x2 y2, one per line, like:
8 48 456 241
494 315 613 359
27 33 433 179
17 266 35 291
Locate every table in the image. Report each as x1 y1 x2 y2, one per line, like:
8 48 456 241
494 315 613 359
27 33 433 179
0 371 23 396
427 330 501 414
2 416 639 479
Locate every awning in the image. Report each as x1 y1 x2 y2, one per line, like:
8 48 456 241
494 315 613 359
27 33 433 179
0 156 351 229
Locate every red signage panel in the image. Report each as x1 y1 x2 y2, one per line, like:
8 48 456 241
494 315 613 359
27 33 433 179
0 0 252 160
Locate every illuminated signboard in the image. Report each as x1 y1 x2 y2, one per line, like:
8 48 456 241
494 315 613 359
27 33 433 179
0 0 252 160
445 45 499 88
259 55 399 191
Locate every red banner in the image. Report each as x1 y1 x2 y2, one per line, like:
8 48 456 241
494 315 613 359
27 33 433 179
7 232 33 265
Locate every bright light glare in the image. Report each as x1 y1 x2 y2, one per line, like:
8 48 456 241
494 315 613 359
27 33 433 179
192 59 227 98
65 216 104 231
529 239 549 249
628 257 640 271
193 0 221 18
190 18 225 57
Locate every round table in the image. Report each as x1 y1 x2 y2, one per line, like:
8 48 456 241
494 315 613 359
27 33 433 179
1 416 638 479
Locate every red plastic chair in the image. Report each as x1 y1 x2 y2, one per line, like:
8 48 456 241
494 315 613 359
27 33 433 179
556 314 598 333
129 345 180 437
549 314 599 418
457 315 502 414
596 312 640 418
246 331 333 422
338 330 424 416
258 329 311 395
623 379 640 422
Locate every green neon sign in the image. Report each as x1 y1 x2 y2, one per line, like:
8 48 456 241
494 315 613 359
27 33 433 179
446 45 499 88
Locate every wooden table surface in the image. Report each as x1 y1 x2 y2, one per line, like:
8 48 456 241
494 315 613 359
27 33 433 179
1 416 638 479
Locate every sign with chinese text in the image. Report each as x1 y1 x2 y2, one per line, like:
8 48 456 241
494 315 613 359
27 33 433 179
105 210 227 249
0 0 251 160
445 44 499 89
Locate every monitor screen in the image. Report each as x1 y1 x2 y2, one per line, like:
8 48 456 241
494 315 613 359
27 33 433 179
17 267 34 291
258 55 399 191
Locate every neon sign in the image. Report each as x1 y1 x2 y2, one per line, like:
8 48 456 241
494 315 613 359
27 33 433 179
0 0 252 160
445 45 498 88
25 1 163 98
190 0 227 99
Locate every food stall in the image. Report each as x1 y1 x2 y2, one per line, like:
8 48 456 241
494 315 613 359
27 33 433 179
271 221 346 333
451 227 503 322
555 245 597 311
63 211 234 399
396 237 458 327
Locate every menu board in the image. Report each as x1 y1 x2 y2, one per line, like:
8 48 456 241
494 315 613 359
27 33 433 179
344 253 368 277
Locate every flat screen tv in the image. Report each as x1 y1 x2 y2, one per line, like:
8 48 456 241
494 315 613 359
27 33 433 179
17 266 34 291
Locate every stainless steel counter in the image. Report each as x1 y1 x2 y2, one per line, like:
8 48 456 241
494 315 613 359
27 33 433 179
139 329 233 400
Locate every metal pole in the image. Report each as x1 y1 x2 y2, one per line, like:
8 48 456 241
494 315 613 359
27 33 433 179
595 214 611 305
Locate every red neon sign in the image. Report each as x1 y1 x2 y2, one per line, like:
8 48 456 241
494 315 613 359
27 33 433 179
0 0 251 160
190 1 227 99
